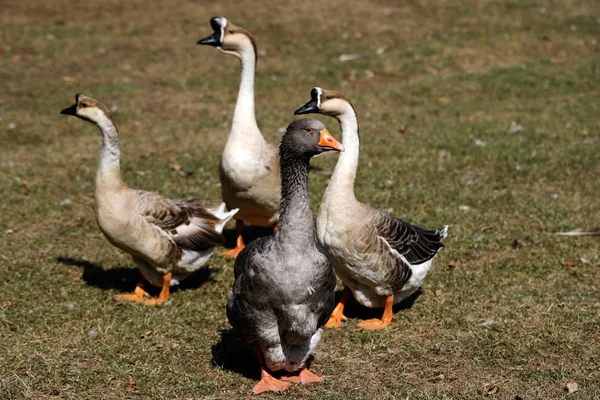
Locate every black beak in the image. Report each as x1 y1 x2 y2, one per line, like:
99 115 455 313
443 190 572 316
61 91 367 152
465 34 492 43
60 104 77 116
197 32 221 47
294 99 319 115
197 17 223 47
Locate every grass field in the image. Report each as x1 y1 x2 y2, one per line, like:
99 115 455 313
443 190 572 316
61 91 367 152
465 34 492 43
1 0 599 398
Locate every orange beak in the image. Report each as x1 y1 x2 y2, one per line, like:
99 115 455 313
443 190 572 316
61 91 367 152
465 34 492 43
318 129 344 152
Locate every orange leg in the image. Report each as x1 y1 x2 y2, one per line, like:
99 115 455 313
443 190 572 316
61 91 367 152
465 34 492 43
252 345 290 395
357 295 394 330
114 272 150 302
273 225 278 233
282 366 324 385
221 220 245 259
141 273 172 306
325 287 351 328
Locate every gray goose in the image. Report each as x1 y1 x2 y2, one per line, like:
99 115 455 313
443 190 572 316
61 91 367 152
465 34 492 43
295 88 448 330
226 119 343 394
60 94 238 305
198 17 280 258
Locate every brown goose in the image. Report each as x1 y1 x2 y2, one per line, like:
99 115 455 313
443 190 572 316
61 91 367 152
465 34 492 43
60 94 238 305
295 88 448 330
198 17 280 258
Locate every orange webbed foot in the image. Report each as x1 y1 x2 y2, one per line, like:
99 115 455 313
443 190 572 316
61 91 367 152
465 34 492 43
220 245 245 259
357 318 392 330
252 374 291 395
282 368 324 385
113 286 150 303
325 312 347 329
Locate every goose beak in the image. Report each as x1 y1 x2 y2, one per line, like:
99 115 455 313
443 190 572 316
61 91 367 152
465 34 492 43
197 32 221 47
294 99 319 115
60 104 77 116
318 129 344 152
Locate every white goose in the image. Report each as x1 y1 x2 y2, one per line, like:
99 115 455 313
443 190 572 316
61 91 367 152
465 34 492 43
198 17 280 258
61 94 238 305
295 88 448 330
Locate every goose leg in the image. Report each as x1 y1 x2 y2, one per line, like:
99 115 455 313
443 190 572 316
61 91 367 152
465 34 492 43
221 220 245 259
282 366 324 384
142 273 172 306
252 345 291 395
114 271 150 302
357 295 394 330
325 286 351 328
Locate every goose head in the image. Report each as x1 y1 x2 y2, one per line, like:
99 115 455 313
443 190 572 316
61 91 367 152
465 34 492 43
60 94 112 125
197 17 257 59
281 118 344 158
294 87 354 118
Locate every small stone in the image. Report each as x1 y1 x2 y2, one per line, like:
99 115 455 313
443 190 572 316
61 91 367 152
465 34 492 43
367 161 373 167
59 199 72 207
540 7 546 13
67 302 75 312
580 257 590 264
278 127 286 133
88 327 98 337
122 77 131 84
475 139 486 147
46 33 56 40
383 8 392 16
481 317 495 327
565 382 579 393
341 32 349 40
7 122 16 130
376 46 386 55
110 104 118 112
569 24 577 32
8 161 15 167
270 75 278 81
509 121 524 133
550 193 559 199
363 69 374 79
458 205 470 211
386 207 394 213
221 121 228 128
5 229 13 235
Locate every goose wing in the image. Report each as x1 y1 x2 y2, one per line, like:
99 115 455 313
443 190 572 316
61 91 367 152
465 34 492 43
137 191 225 251
373 210 447 265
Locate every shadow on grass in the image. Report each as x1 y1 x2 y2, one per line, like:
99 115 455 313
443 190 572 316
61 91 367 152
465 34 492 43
340 288 423 320
211 328 260 380
222 225 274 250
56 257 213 294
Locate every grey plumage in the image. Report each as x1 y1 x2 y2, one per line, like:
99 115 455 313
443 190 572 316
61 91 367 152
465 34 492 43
227 119 336 372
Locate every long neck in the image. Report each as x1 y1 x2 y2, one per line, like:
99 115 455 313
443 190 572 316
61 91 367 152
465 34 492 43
230 45 260 136
276 150 314 244
95 116 124 190
326 105 360 201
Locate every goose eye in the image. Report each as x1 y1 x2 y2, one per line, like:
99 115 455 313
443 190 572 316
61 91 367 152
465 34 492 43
325 95 333 100
81 103 88 108
228 29 234 34
305 127 313 133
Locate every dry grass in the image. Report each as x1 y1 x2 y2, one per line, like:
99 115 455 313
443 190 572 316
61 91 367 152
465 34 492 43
1 0 599 398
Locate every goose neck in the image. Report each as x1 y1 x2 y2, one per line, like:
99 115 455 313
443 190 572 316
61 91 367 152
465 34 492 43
326 107 360 200
95 116 124 190
276 150 314 243
230 47 259 135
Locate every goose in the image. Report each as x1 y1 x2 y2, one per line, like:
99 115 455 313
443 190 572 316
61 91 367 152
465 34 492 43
197 17 280 258
295 88 448 330
60 94 238 306
226 118 343 394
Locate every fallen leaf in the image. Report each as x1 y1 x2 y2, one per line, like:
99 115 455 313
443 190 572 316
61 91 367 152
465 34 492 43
565 381 578 393
126 376 134 392
435 289 443 297
169 163 182 171
11 54 21 62
562 259 577 267
437 96 450 104
447 260 458 269
481 226 494 233
339 54 364 62
62 76 75 82
398 126 407 134
141 330 154 339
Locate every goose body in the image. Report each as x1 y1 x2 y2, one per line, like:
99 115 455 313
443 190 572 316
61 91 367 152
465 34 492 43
198 17 280 257
295 88 448 329
226 119 342 395
61 94 238 305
